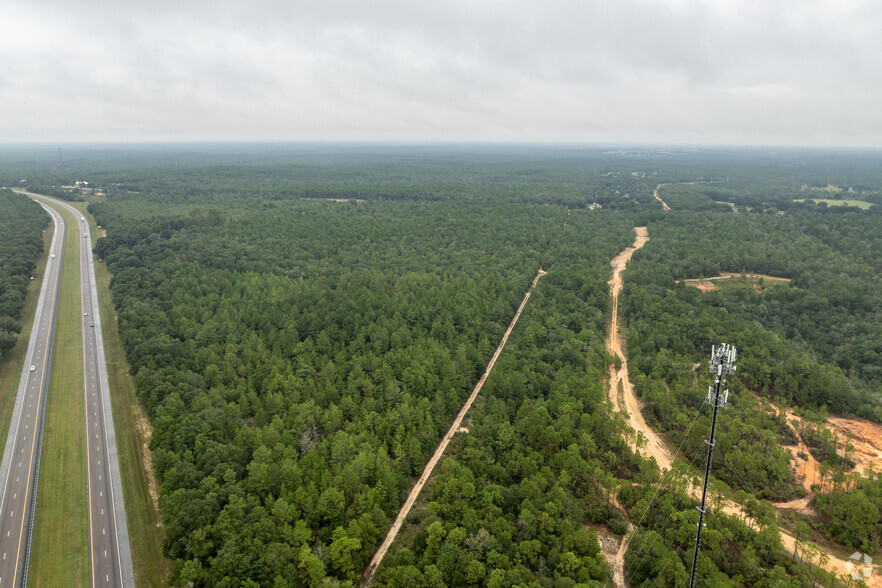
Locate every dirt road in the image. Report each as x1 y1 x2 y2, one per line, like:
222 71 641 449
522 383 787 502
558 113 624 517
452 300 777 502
606 227 672 468
360 269 547 587
653 186 671 211
603 232 872 585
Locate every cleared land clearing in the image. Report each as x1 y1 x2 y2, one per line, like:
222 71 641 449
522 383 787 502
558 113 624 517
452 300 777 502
682 273 791 293
793 198 874 209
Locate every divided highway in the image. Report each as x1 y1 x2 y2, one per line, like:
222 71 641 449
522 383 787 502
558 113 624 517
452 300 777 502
3 192 134 587
0 202 65 586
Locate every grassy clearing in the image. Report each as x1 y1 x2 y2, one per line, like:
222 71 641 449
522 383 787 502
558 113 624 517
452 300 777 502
70 200 170 586
683 275 792 294
29 203 89 587
0 223 53 451
793 198 874 209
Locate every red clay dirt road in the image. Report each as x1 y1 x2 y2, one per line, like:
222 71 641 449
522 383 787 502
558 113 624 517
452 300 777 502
360 269 546 587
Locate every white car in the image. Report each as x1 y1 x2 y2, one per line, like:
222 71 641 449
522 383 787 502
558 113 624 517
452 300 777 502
30 365 36 372
50 254 55 259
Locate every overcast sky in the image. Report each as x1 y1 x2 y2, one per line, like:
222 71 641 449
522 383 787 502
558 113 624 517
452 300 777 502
2 0 880 146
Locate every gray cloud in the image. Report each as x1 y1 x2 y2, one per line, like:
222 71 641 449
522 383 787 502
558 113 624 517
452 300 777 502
2 0 880 144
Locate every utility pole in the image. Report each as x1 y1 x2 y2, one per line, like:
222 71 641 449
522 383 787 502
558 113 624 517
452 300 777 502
689 343 737 588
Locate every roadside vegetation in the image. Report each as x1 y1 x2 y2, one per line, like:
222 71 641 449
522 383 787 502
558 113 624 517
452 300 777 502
0 190 49 362
68 199 171 587
0 191 51 473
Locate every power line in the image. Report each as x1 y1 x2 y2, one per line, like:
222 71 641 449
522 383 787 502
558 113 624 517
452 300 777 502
603 399 707 588
625 443 710 587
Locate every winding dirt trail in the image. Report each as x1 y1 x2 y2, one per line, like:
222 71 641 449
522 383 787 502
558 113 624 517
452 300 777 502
606 227 672 468
653 186 671 211
603 231 870 585
360 268 547 587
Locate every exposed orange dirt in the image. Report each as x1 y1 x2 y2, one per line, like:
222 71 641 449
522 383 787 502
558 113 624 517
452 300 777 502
760 397 882 488
604 236 871 584
682 273 792 292
653 187 671 211
360 269 547 587
826 415 882 477
606 228 672 469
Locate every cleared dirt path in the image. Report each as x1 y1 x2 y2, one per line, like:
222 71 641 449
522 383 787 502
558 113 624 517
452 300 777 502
360 268 547 587
610 526 634 588
606 228 672 468
603 232 868 585
653 186 671 211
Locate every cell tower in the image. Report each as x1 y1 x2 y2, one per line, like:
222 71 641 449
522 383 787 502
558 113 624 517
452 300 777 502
689 343 737 588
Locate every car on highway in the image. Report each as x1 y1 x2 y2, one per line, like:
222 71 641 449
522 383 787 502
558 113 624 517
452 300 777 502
50 253 55 259
90 322 95 327
30 365 36 372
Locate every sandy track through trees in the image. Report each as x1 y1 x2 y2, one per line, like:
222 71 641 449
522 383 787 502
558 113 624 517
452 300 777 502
653 186 671 211
603 229 869 585
606 227 671 467
360 268 546 587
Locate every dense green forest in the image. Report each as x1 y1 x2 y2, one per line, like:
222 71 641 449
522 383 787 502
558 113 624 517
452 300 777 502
374 211 637 586
2 145 881 586
0 190 49 360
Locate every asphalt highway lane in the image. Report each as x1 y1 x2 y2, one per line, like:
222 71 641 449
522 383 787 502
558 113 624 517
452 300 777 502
5 192 134 587
0 203 64 586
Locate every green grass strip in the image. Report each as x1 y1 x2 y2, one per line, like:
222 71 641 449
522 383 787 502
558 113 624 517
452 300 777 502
29 203 89 587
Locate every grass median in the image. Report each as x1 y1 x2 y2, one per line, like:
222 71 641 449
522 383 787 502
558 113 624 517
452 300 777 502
29 203 89 587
